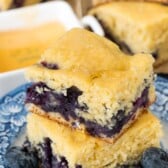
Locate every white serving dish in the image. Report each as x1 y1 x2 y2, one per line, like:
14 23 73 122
0 0 103 34
0 1 104 73
0 1 81 31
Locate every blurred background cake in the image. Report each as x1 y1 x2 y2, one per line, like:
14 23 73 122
89 1 168 73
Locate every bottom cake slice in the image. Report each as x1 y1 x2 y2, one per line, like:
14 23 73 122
27 110 162 168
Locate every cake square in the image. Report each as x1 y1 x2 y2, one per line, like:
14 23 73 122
25 28 155 142
27 110 162 168
90 1 168 72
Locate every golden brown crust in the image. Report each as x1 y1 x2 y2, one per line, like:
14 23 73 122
92 0 168 7
27 103 153 144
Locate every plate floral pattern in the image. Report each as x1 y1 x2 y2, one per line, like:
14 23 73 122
0 83 30 167
151 77 168 121
0 77 167 167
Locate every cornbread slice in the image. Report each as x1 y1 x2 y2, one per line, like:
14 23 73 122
27 110 162 168
25 28 155 142
90 2 168 72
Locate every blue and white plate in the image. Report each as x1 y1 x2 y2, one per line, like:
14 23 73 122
0 70 168 167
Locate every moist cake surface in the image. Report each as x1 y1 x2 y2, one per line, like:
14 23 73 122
90 2 168 71
27 110 162 168
25 28 155 141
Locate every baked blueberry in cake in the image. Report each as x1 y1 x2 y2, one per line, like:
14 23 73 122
90 1 168 73
25 28 155 142
26 110 162 168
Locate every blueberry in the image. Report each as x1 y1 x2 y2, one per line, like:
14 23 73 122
141 147 168 168
52 156 69 168
26 82 85 121
5 146 39 168
151 51 158 59
41 61 59 70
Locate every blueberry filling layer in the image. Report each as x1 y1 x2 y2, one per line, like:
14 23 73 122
84 87 148 137
41 138 53 168
41 61 59 70
26 82 88 121
40 138 81 168
40 138 69 168
94 16 158 59
26 82 149 138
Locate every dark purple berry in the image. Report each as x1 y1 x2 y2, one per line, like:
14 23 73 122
5 146 39 168
141 147 168 168
41 61 59 70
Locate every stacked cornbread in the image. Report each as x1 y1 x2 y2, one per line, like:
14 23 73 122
25 28 162 167
90 1 168 73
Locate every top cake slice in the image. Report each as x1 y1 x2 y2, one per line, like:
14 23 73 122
25 28 155 142
90 1 168 72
